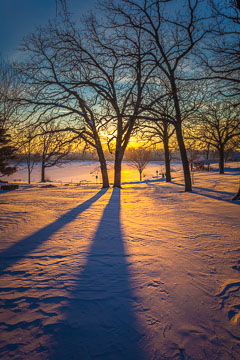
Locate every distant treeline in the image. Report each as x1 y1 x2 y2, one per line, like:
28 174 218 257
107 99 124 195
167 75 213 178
14 148 240 163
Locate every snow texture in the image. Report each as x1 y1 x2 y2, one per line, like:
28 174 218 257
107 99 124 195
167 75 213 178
0 162 240 359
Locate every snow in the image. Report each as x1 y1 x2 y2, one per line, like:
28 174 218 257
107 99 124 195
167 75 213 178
0 162 240 359
4 160 175 184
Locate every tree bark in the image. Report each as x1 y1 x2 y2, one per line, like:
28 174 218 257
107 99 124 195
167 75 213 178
100 161 109 188
97 147 109 188
27 167 31 184
171 77 192 192
219 145 225 174
163 124 171 182
41 153 46 182
175 123 192 191
114 149 124 188
206 143 210 160
41 162 46 182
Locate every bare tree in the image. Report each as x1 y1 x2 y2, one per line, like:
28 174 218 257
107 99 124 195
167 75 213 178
195 101 240 174
37 122 76 182
141 119 175 182
201 0 240 102
15 23 110 188
78 14 157 187
0 56 19 129
17 127 38 184
103 0 211 191
15 7 156 188
125 147 152 181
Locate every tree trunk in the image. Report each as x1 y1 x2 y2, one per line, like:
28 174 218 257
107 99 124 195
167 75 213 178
93 129 109 188
97 147 109 188
27 166 31 184
41 166 45 182
41 155 45 182
175 123 192 191
139 169 142 182
114 150 124 188
163 126 171 182
219 145 225 174
171 76 191 191
114 159 122 188
100 161 109 188
206 143 210 160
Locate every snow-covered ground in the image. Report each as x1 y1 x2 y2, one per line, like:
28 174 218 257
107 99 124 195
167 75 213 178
0 163 240 359
4 160 179 184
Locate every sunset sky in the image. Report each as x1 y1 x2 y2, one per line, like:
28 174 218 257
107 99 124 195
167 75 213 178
0 0 96 59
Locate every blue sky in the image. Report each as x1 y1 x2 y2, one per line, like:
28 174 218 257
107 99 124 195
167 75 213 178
0 0 96 59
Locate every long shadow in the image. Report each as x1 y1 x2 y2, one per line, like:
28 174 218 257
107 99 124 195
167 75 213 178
49 188 145 360
191 190 240 205
210 167 240 174
0 189 108 272
122 178 165 185
171 181 240 204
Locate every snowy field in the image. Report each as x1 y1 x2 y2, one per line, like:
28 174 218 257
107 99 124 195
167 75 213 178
0 162 240 359
4 160 179 184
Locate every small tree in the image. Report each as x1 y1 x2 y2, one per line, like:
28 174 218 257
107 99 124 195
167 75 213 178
184 137 202 171
38 123 74 183
142 119 175 182
125 147 152 181
18 128 38 184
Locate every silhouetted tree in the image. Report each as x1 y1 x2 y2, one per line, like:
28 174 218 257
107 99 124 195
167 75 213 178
38 122 75 182
203 0 240 102
16 23 110 187
142 120 175 182
195 102 240 174
103 0 210 191
17 126 38 184
125 147 152 181
76 14 156 187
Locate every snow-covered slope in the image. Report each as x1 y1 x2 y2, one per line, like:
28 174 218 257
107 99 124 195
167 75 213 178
0 165 239 359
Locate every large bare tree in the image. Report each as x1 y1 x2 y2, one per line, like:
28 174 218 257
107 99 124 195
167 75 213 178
15 22 110 187
15 5 160 188
102 0 211 191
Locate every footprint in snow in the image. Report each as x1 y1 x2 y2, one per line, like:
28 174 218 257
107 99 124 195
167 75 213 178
217 281 240 326
232 260 240 271
228 305 240 325
147 280 164 287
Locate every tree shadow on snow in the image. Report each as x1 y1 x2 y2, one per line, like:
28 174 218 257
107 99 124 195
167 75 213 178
171 181 240 205
49 188 145 360
0 189 108 272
